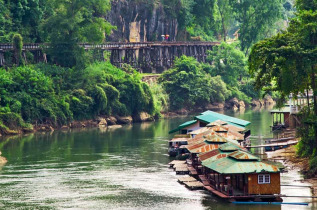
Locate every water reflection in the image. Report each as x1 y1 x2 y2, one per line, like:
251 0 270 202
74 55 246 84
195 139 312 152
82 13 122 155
0 110 315 209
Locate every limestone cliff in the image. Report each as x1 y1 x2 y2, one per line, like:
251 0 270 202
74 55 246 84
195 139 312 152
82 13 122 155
106 0 179 42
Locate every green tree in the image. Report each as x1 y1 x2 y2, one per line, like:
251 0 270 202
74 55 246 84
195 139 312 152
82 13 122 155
42 0 113 67
249 0 317 168
207 42 247 86
12 33 23 66
231 0 284 54
0 0 12 42
159 55 230 110
216 0 233 41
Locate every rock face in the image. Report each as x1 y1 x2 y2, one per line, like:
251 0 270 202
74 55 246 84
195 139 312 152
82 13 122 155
133 112 153 122
106 116 117 125
205 103 225 110
106 0 179 42
96 117 108 127
116 116 133 124
264 95 275 105
176 108 188 115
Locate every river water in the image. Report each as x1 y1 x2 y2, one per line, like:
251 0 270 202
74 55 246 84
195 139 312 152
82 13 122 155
0 109 316 209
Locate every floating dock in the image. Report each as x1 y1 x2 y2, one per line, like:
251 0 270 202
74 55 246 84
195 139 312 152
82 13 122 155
177 176 204 190
168 160 186 168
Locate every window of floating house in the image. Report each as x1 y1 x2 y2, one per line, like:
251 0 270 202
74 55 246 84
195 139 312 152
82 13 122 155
258 174 270 184
181 129 187 134
199 121 207 127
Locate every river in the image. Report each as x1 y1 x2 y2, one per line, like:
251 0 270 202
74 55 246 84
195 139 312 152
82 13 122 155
0 108 316 209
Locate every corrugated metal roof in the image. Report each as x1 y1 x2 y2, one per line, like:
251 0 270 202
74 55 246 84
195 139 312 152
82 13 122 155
202 156 280 174
214 120 228 125
189 127 210 135
199 149 221 161
205 135 228 143
206 122 221 127
196 144 220 153
187 130 217 145
228 150 259 160
211 125 229 132
187 142 207 151
200 110 251 127
187 138 224 153
169 120 197 134
227 130 244 140
223 124 246 132
219 143 240 152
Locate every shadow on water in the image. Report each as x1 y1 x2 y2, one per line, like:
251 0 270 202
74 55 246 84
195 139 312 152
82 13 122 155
0 109 315 209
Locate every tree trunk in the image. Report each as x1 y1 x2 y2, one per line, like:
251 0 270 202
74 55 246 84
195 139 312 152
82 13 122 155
311 66 317 116
311 65 317 145
218 7 226 42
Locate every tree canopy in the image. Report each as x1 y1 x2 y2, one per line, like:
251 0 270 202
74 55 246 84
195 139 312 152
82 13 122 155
158 55 230 110
249 0 317 173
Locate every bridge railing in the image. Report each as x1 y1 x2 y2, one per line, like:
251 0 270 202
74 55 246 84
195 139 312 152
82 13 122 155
0 41 220 51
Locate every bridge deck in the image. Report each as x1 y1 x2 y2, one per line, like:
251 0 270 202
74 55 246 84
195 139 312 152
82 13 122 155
0 42 219 51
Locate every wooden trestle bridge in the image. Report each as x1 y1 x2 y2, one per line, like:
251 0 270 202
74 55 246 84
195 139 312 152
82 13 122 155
0 42 219 72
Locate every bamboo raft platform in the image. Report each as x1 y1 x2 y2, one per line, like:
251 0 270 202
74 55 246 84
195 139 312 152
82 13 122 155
177 176 204 190
264 137 296 144
169 160 186 168
178 176 197 183
175 167 190 175
183 181 204 190
246 140 298 149
173 163 187 170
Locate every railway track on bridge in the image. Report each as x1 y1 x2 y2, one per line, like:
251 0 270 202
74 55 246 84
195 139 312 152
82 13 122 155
0 41 220 72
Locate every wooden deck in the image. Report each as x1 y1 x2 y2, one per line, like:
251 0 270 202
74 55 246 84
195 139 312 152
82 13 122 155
199 175 211 186
187 165 198 175
204 186 229 199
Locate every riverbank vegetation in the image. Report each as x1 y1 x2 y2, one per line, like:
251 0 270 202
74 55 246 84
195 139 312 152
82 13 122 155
158 42 265 111
249 0 317 177
0 62 160 134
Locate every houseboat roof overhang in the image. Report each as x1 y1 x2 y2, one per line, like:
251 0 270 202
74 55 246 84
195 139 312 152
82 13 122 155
168 111 251 134
203 156 280 174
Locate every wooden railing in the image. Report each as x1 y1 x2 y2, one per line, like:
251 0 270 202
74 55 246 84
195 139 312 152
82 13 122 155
0 41 220 51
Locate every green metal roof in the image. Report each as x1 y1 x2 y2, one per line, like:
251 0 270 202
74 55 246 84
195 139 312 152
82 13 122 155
199 142 243 163
200 111 251 127
169 120 197 134
202 155 280 174
228 150 259 160
219 143 241 152
169 110 250 134
194 115 245 128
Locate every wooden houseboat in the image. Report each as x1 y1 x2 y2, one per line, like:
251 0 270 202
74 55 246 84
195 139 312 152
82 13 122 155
200 149 281 202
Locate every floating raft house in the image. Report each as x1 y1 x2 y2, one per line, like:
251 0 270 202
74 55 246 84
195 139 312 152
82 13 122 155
169 110 250 134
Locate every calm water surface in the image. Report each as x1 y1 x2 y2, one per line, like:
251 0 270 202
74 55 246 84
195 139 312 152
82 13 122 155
0 108 316 209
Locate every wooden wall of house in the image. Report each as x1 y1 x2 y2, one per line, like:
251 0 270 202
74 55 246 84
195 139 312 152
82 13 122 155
247 173 280 195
